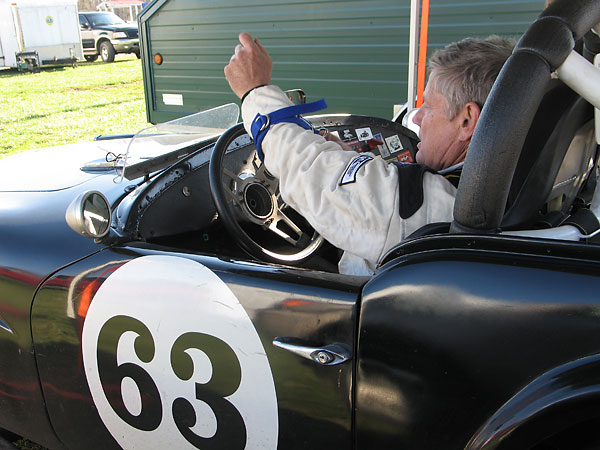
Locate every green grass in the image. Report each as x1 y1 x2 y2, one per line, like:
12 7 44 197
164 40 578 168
13 439 46 450
0 55 151 158
0 57 149 450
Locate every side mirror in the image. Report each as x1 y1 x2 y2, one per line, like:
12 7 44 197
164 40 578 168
80 22 90 30
65 191 111 239
284 89 306 105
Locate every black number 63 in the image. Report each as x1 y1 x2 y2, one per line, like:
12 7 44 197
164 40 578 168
96 315 247 449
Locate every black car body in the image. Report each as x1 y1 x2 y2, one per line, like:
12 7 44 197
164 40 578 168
79 11 140 62
1 0 600 449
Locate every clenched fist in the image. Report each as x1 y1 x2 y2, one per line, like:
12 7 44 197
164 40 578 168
224 32 273 99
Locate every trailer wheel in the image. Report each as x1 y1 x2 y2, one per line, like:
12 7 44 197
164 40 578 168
99 42 115 63
85 55 98 62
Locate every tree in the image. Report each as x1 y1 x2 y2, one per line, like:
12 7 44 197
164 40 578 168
78 0 98 11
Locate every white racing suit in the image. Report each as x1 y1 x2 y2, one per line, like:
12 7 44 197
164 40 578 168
242 85 457 275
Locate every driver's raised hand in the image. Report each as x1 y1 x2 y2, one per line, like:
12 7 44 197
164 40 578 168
224 33 273 99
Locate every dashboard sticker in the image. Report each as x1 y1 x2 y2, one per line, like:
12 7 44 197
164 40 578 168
397 150 413 163
385 134 404 153
371 133 389 157
342 129 356 141
356 127 374 141
82 255 278 450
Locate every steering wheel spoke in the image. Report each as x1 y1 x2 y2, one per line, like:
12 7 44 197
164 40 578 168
220 167 244 205
268 209 310 247
222 184 240 207
222 166 243 185
254 164 278 193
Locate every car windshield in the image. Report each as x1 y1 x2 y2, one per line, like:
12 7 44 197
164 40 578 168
118 103 240 180
87 12 126 26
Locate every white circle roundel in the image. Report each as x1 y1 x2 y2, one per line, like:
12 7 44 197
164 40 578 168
82 255 278 449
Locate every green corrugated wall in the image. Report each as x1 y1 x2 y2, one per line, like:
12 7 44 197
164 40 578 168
139 0 543 124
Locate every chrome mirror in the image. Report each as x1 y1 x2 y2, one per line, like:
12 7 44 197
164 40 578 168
65 191 111 239
402 108 421 135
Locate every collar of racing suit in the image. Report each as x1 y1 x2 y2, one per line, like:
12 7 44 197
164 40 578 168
394 162 462 219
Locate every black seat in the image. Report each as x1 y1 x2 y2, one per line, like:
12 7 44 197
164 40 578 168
406 82 595 241
501 81 594 230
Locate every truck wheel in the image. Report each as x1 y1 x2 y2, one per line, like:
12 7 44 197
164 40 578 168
84 55 98 62
99 42 115 63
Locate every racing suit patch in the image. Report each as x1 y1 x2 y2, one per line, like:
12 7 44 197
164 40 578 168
340 154 373 185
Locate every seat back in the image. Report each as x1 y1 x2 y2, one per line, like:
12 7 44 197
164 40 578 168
500 82 594 230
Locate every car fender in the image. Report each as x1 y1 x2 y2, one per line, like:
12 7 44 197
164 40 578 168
31 248 361 450
466 354 600 450
96 36 111 50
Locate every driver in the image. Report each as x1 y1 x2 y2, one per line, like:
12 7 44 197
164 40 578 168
224 33 514 275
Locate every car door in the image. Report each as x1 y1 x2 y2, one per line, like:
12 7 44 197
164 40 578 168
355 235 600 450
79 14 95 52
31 245 363 450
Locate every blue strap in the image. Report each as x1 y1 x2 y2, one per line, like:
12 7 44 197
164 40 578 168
250 98 327 161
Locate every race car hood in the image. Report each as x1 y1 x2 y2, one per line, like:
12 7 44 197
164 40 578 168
0 105 240 192
0 139 130 192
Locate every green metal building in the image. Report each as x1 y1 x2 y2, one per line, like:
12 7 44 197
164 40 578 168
139 0 543 124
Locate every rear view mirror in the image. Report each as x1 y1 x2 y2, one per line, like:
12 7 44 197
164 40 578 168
65 191 111 239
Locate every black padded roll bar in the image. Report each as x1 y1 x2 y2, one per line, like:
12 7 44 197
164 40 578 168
450 0 600 233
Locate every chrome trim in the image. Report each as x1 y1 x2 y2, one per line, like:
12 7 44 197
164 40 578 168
272 337 352 365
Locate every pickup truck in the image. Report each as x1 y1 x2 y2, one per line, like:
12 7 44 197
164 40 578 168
78 11 139 62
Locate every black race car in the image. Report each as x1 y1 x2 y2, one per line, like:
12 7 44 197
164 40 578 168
1 0 600 448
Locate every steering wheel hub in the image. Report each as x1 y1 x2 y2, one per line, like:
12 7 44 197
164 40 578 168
243 181 275 222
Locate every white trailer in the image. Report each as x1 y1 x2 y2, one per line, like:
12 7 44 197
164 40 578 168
0 0 83 71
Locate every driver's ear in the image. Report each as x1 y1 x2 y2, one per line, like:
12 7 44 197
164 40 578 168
457 101 481 142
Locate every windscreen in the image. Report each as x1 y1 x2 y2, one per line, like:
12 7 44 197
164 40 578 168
88 12 125 26
120 103 240 180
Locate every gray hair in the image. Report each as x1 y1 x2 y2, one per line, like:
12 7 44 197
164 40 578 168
428 35 515 118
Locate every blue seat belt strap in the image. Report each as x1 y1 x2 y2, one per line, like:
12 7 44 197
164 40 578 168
250 98 327 161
